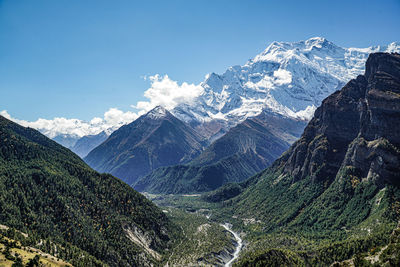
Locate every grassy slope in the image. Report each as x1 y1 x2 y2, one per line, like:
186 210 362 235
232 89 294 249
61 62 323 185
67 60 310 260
0 231 72 267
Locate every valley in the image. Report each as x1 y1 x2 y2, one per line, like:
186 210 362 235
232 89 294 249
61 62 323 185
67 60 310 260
140 52 400 266
146 193 243 266
220 224 242 267
1 33 400 266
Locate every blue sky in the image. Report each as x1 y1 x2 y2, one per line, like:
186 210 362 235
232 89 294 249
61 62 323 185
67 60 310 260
1 0 399 121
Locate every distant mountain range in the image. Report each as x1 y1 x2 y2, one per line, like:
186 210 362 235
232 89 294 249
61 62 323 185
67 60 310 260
52 131 108 158
52 133 81 149
47 37 399 144
70 131 108 158
84 106 206 185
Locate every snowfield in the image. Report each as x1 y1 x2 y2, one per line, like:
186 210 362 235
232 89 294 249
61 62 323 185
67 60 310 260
171 37 400 126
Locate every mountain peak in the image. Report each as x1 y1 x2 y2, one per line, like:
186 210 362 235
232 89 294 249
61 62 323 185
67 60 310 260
146 105 169 119
171 38 399 128
85 104 205 186
303 36 337 50
365 52 400 81
305 36 328 44
259 37 332 57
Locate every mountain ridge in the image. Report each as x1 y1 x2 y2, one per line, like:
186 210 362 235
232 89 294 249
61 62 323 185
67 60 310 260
7 38 399 141
134 110 306 193
171 38 400 127
70 131 108 158
0 114 176 266
84 106 206 185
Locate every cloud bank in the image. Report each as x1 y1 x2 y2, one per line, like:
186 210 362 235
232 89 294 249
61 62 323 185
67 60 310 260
0 108 138 138
1 75 203 138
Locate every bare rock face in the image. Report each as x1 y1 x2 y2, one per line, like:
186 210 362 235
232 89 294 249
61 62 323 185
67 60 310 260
346 53 400 186
278 53 400 186
362 53 400 144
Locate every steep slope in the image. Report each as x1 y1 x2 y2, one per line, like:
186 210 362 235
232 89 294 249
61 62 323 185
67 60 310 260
223 52 400 238
0 115 176 266
134 111 306 193
71 131 108 158
172 38 399 126
196 53 400 266
84 106 205 185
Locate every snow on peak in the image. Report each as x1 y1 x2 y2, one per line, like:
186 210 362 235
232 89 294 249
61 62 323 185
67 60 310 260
7 38 398 140
146 105 168 119
170 37 400 126
386 42 400 53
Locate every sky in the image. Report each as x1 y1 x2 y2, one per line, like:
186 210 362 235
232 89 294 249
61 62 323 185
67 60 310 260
1 0 399 136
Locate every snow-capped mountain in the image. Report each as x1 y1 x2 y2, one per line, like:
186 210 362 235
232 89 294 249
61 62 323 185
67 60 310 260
9 37 398 142
172 37 400 125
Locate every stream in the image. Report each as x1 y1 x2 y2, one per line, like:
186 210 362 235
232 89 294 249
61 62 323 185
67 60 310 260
221 223 243 267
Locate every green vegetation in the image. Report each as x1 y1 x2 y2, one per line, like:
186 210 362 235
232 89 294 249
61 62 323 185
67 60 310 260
0 228 72 267
135 111 305 194
234 248 305 267
148 160 400 266
220 165 400 265
0 115 177 266
162 208 234 266
201 183 245 203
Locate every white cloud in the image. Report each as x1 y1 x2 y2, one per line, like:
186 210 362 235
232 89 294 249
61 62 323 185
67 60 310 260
103 108 137 127
1 74 203 139
0 108 138 138
273 69 292 85
132 74 204 113
245 69 293 91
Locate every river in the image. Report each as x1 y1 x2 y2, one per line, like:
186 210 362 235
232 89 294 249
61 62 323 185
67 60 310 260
221 223 243 267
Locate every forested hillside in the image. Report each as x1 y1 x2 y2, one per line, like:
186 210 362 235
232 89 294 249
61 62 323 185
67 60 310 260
0 115 177 266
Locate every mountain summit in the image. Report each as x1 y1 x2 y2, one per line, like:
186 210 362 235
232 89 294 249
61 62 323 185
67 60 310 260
146 105 169 119
171 38 400 128
84 106 205 185
13 38 398 141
